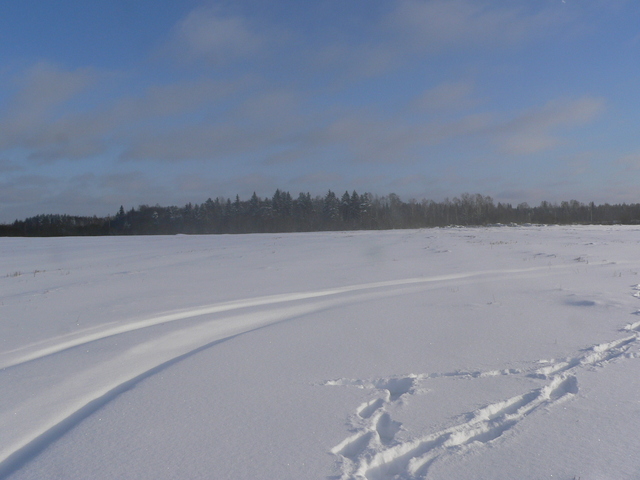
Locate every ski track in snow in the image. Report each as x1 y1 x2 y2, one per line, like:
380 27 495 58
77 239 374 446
0 265 571 371
0 264 574 478
326 284 640 480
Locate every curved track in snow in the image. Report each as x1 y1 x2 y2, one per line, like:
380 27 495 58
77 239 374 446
0 264 575 478
0 264 571 371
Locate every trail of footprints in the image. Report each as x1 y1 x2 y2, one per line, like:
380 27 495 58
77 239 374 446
326 285 640 480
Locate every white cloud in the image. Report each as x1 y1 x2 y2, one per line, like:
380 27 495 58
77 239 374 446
616 152 640 171
10 62 97 120
119 89 306 162
113 78 247 120
311 109 493 164
0 62 98 151
389 0 564 54
169 7 263 64
310 1 568 88
491 97 605 155
417 81 477 112
315 42 401 84
0 159 24 173
0 61 253 163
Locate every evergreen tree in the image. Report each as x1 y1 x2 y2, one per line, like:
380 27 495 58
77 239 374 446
322 190 340 228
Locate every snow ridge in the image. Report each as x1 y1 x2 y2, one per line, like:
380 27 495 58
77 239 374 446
327 285 640 479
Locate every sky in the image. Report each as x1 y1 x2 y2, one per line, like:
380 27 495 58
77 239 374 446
1 0 640 222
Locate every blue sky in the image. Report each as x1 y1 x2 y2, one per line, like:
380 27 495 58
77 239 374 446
1 0 640 222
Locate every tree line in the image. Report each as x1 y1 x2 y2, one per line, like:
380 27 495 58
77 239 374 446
2 190 640 237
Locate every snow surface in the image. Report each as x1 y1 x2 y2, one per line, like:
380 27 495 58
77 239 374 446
1 225 640 479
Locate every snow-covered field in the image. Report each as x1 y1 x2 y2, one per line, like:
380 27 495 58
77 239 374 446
2 226 640 480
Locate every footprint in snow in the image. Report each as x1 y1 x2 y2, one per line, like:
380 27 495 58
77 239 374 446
327 284 640 479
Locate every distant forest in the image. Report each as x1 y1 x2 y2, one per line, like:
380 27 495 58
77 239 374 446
3 190 640 237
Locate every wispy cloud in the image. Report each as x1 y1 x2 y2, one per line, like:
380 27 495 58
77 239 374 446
167 7 264 64
314 42 402 85
416 81 478 112
388 0 566 54
310 109 493 164
616 152 640 171
0 63 253 163
0 159 25 174
6 62 98 123
0 62 100 158
311 0 569 88
120 89 306 162
491 97 605 155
